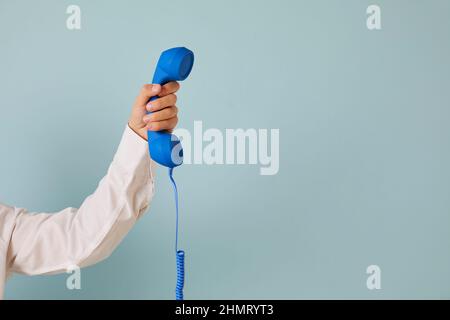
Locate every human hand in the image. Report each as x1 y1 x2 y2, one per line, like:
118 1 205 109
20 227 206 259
128 82 180 140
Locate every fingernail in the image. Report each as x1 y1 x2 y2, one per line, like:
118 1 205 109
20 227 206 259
146 103 152 111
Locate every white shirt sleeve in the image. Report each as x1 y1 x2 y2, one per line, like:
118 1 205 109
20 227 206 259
5 125 156 275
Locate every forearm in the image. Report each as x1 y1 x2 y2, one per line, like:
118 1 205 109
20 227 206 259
7 125 156 275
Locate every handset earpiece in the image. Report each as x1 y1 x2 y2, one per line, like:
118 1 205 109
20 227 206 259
147 47 194 168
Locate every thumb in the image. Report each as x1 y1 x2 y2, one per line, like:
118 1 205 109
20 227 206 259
134 84 161 108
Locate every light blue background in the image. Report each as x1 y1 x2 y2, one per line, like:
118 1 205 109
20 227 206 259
1 0 450 299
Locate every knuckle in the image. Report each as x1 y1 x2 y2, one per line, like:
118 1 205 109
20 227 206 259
167 94 177 104
163 108 172 117
163 96 172 106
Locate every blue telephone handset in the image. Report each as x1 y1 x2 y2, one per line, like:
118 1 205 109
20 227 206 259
147 47 194 300
147 47 194 168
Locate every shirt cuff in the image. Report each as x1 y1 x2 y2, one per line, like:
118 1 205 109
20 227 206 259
112 125 156 181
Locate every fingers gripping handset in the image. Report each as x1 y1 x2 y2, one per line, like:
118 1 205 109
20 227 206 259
147 47 195 168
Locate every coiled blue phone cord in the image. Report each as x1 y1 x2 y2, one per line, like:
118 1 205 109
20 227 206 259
168 167 185 300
